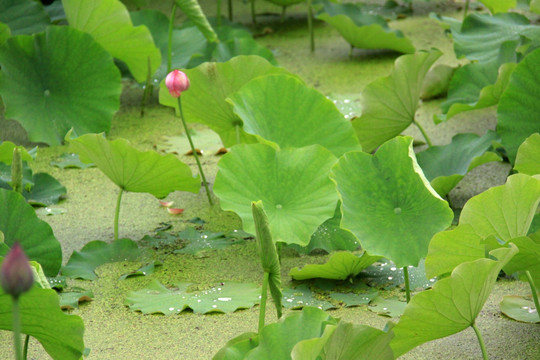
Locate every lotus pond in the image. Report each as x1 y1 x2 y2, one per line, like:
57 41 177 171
0 0 539 359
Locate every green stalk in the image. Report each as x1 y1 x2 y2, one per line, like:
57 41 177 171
525 270 540 322
167 4 177 72
113 188 124 241
463 0 470 20
11 147 22 194
307 0 314 52
217 0 222 26
177 97 213 206
258 271 270 332
140 57 153 117
403 266 411 303
12 298 23 360
228 0 233 21
471 322 489 360
413 119 433 147
281 6 286 22
23 335 29 360
251 0 256 25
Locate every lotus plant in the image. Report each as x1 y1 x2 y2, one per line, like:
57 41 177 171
166 70 213 205
1 243 34 360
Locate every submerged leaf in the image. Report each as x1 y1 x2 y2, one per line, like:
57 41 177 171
125 280 260 314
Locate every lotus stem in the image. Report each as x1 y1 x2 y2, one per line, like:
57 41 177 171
251 0 256 25
403 266 411 303
281 6 286 22
177 97 214 206
114 188 124 241
413 119 433 147
258 271 270 332
228 0 233 21
168 4 177 72
471 322 489 360
140 57 153 117
217 0 222 26
463 0 470 19
12 298 23 360
23 335 29 360
11 147 23 194
307 0 314 52
525 270 540 322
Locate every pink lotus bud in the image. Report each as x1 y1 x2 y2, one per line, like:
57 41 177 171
165 70 190 98
1 243 34 299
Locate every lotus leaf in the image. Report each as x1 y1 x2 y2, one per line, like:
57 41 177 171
0 23 9 46
214 144 338 246
368 296 406 318
289 251 380 281
174 227 247 255
62 239 141 280
0 26 122 145
420 64 456 100
500 296 539 323
0 287 85 360
159 56 288 147
352 51 441 152
214 36 277 65
174 0 217 43
213 332 259 360
59 288 94 310
228 74 361 157
452 13 540 63
330 291 379 307
119 261 162 280
282 285 335 310
67 133 200 198
498 47 540 162
0 0 49 35
125 280 260 314
63 0 161 83
460 174 540 241
0 141 33 165
478 0 517 14
515 133 540 175
0 189 62 276
331 136 453 267
416 131 501 197
50 153 95 169
390 245 518 357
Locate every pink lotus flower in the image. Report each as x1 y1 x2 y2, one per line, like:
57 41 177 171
165 70 190 98
1 243 34 299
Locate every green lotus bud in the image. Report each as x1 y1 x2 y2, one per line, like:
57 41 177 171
1 243 34 299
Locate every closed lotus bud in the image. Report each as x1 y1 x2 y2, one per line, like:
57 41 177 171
1 243 34 299
165 70 190 98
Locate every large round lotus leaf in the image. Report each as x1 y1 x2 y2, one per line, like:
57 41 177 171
0 189 62 276
460 174 540 241
0 287 85 360
478 0 516 13
228 74 361 157
159 56 288 147
0 0 49 35
330 136 453 268
452 13 540 63
515 133 540 175
63 0 161 83
0 26 121 145
67 133 200 198
390 246 517 357
497 47 540 163
214 144 338 246
352 50 441 153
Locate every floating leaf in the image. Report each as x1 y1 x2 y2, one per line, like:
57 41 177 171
498 47 540 162
62 239 141 280
228 74 361 157
68 133 200 198
119 261 162 280
515 133 540 175
215 144 338 246
125 280 260 314
500 296 539 323
368 296 407 318
460 174 540 241
390 246 518 357
0 287 85 360
330 290 379 307
36 207 67 216
362 260 434 290
157 129 224 156
59 287 94 310
282 285 335 310
331 136 453 267
352 51 441 152
0 189 61 276
63 0 161 83
451 13 540 63
174 227 247 255
23 172 66 206
316 2 414 54
159 56 288 147
252 201 282 318
289 251 380 281
0 0 49 35
50 153 95 169
0 26 122 145
416 131 501 197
